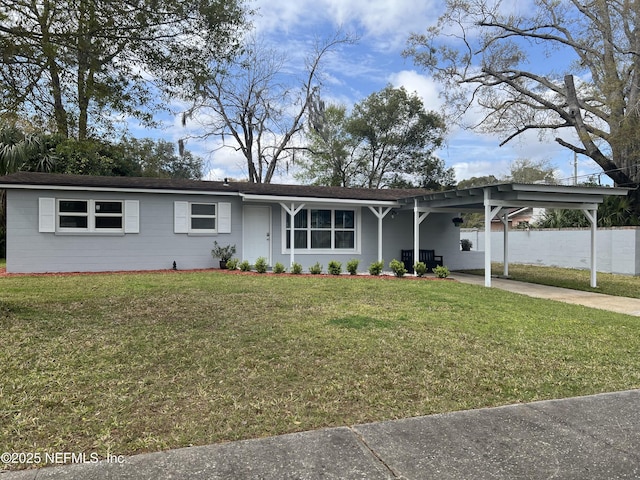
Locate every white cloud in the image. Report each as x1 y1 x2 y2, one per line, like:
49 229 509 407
388 70 443 109
252 0 440 51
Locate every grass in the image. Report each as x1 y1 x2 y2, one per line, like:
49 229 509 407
463 263 640 299
2 270 640 469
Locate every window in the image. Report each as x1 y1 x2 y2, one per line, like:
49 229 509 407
95 201 123 229
174 201 231 234
57 199 125 232
285 208 356 250
190 203 216 232
39 198 138 234
59 200 89 230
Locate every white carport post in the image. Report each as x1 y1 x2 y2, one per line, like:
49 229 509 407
280 202 305 267
484 188 504 287
368 206 392 263
583 207 598 287
500 212 510 277
413 199 430 275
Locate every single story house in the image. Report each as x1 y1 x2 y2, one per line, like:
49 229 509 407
0 172 629 287
489 207 545 231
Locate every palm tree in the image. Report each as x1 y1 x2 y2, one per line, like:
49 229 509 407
598 196 639 227
0 125 55 175
0 124 56 258
536 195 639 229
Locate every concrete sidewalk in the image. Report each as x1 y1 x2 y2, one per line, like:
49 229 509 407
2 389 640 479
452 273 640 316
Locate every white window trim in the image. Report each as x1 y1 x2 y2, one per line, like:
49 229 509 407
57 199 125 233
38 197 139 234
189 202 217 234
281 206 361 254
174 201 232 235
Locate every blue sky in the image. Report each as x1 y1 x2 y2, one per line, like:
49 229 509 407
144 0 607 186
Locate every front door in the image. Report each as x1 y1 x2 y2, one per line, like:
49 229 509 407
243 205 271 265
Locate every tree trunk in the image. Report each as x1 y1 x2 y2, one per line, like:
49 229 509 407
564 75 632 187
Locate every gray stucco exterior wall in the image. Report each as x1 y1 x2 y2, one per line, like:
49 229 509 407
6 189 483 274
266 207 475 273
6 189 243 273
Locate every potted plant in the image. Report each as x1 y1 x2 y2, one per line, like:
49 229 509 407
452 217 464 227
211 241 236 269
460 239 472 251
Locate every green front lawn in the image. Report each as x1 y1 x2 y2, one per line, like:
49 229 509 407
464 263 640 299
2 271 640 469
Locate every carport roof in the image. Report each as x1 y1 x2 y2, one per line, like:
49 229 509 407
406 182 630 212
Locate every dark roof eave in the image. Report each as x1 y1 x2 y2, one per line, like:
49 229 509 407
0 172 432 203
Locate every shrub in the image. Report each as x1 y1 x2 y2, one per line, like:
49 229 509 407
389 259 407 277
226 258 239 271
255 257 268 274
434 265 450 278
273 262 286 274
211 241 236 262
239 260 251 272
346 259 359 275
461 239 473 251
328 260 342 275
291 262 303 274
368 260 384 276
309 262 323 275
414 261 427 277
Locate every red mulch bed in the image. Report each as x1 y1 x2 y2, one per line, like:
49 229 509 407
0 266 455 280
0 267 217 278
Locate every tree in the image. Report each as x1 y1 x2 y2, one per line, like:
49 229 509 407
387 156 455 190
0 0 248 140
296 105 361 187
405 0 640 204
183 32 354 183
348 85 448 189
456 175 499 189
119 138 203 179
537 194 639 228
299 86 451 189
508 159 557 184
0 125 56 175
0 123 58 258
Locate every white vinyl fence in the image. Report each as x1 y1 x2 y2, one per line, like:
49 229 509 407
461 227 640 276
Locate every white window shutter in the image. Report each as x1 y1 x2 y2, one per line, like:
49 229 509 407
124 200 139 233
39 197 56 233
218 202 232 233
174 201 189 233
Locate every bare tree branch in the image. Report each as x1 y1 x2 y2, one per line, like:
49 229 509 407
405 0 640 191
184 31 356 183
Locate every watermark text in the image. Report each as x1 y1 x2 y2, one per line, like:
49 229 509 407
1 452 125 466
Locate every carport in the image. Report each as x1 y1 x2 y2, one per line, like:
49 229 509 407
408 183 630 288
